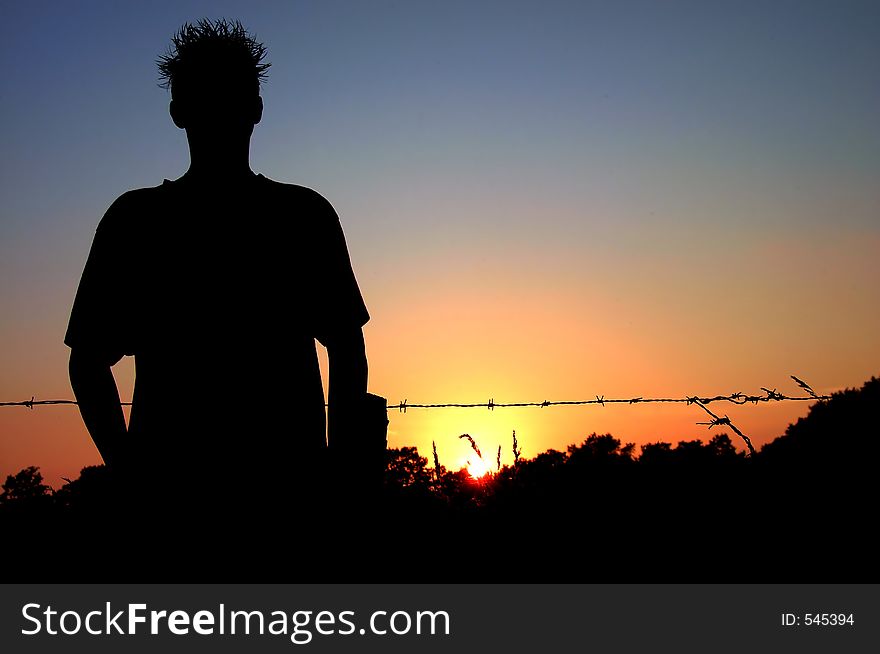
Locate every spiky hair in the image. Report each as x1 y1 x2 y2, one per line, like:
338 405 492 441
156 18 270 91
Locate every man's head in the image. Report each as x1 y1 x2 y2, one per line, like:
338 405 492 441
158 19 269 136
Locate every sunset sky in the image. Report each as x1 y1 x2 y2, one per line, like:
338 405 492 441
2 1 878 487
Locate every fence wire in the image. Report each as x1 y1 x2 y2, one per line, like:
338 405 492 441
1 376 828 456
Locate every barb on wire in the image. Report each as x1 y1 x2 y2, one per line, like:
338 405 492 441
0 398 115 408
760 387 785 402
692 399 756 456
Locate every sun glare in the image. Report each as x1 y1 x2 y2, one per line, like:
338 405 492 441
466 457 492 479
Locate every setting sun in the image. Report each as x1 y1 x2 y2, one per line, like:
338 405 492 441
466 457 492 480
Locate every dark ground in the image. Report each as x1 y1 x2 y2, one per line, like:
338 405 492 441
3 378 877 583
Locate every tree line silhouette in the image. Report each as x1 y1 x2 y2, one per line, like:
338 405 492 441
4 377 877 582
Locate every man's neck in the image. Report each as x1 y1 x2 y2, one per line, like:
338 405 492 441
183 130 256 184
181 160 256 185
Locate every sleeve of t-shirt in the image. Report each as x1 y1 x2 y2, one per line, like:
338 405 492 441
64 195 135 357
310 192 370 347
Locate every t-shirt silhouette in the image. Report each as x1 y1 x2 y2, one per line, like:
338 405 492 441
65 173 369 480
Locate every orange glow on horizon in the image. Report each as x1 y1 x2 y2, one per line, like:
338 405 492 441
2 233 878 489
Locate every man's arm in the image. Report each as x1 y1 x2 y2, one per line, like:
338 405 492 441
325 326 368 452
69 347 127 467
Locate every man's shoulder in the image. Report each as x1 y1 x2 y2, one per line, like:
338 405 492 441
97 183 168 233
111 182 169 207
257 176 338 216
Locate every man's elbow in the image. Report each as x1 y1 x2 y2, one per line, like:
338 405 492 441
69 347 122 377
323 327 366 358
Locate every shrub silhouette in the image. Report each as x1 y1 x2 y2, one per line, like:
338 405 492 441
384 446 432 489
1 466 54 518
759 376 880 466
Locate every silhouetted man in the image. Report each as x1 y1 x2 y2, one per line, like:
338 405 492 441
65 20 370 516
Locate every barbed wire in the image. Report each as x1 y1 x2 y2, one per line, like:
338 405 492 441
1 376 829 455
691 399 756 456
385 391 824 412
0 384 828 412
0 398 89 408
